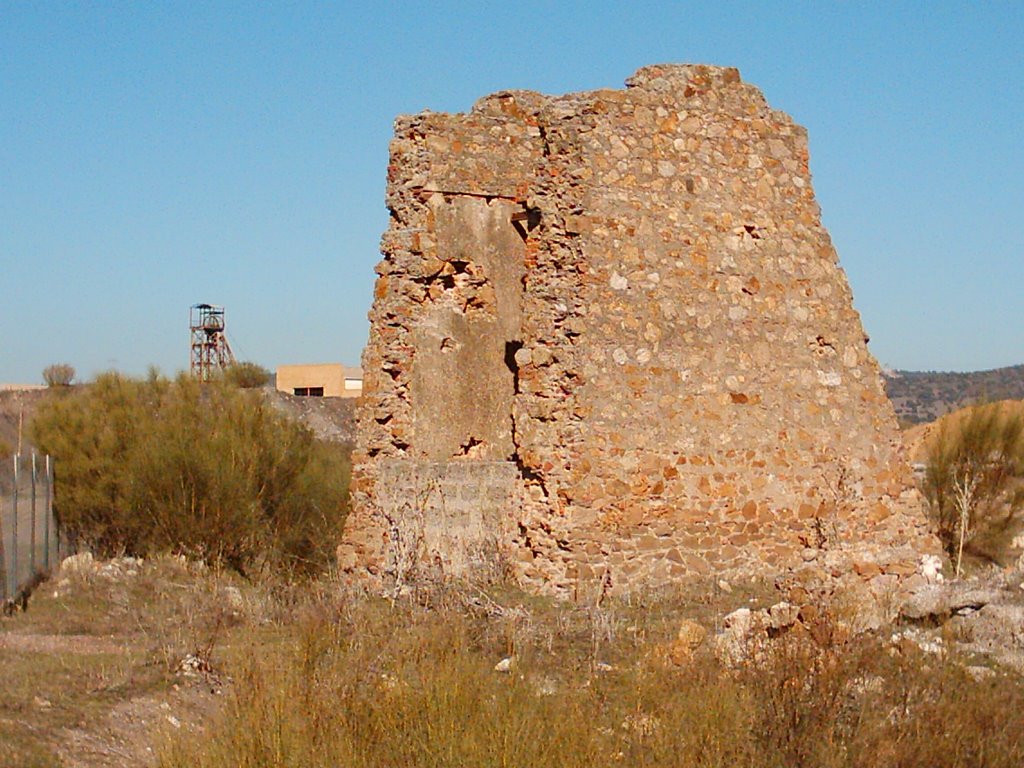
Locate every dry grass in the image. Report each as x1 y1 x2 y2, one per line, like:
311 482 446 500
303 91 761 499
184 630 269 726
158 581 1024 768
5 558 1024 768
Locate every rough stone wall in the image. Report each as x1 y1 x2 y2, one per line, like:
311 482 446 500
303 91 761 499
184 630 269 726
340 64 940 595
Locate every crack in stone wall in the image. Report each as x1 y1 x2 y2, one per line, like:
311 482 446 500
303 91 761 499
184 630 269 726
341 64 941 595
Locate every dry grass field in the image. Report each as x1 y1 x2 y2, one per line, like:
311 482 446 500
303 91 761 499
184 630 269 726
4 554 1024 768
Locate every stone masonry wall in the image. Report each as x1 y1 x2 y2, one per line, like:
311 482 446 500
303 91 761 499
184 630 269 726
340 64 940 596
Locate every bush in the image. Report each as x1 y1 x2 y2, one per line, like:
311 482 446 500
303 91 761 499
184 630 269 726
30 372 349 575
922 402 1024 574
41 363 75 387
223 361 271 389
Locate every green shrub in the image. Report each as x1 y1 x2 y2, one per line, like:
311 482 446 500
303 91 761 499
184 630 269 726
222 361 271 389
31 372 349 575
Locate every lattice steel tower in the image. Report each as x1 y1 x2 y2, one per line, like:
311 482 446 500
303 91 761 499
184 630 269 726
189 304 235 380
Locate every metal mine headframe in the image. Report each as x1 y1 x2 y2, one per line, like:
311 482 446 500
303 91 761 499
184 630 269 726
189 303 236 381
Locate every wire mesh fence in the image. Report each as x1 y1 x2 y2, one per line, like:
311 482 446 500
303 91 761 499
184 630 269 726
0 454 64 603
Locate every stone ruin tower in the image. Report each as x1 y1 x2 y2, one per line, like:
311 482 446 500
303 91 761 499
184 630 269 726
340 64 939 595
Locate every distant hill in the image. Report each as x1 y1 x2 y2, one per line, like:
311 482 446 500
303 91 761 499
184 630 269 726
883 364 1024 425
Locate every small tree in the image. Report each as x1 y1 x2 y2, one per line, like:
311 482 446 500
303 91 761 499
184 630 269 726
922 402 1024 576
42 363 75 387
223 361 271 389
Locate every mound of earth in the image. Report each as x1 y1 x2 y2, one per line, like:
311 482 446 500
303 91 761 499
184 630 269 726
261 390 358 445
901 399 1024 464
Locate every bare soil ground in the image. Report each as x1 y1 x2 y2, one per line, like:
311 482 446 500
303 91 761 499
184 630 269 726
0 555 266 768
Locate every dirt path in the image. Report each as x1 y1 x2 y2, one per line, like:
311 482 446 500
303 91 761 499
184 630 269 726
0 555 244 767
0 632 125 655
1 622 227 767
55 684 223 768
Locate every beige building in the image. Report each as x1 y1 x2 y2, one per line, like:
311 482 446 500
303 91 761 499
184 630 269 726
275 364 363 398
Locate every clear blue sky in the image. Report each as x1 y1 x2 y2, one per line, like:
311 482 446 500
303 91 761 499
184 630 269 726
2 2 1022 383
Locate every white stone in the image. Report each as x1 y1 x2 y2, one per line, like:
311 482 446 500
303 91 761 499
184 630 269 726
767 601 799 629
612 348 628 365
723 607 751 630
920 554 944 583
610 272 629 290
728 306 748 321
817 370 842 387
892 628 944 656
494 657 514 673
657 160 677 177
222 586 244 611
966 666 995 681
60 552 96 577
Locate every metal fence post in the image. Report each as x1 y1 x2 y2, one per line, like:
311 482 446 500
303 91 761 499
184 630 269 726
30 452 37 576
44 455 52 571
0 458 7 602
11 454 18 594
